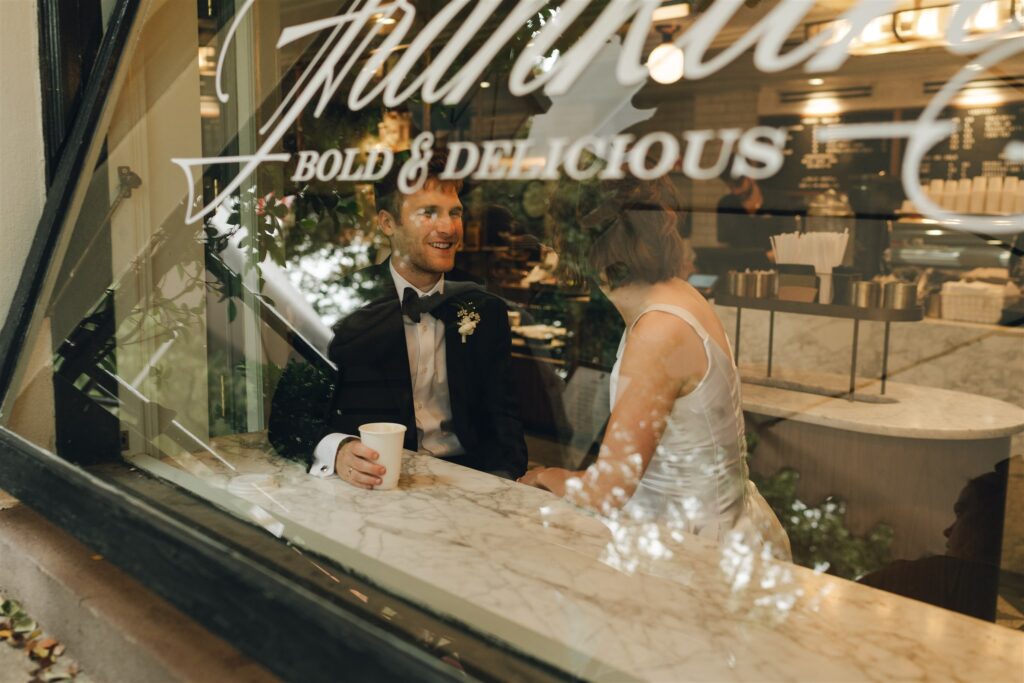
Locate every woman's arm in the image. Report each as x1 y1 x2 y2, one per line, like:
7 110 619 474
522 311 708 513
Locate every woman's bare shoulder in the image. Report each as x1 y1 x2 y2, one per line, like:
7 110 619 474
624 309 707 382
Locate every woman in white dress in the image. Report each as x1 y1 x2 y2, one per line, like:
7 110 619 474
519 178 791 562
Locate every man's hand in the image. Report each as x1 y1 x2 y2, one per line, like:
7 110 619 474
335 439 386 489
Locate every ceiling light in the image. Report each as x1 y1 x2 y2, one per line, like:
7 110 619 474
480 81 491 89
903 6 945 39
808 78 824 86
647 28 684 84
954 87 1005 107
852 15 896 48
652 3 691 22
969 0 1001 31
803 97 842 116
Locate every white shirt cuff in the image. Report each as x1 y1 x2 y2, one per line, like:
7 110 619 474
309 433 355 477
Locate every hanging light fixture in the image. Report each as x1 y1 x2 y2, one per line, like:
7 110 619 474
647 27 685 84
807 0 1023 54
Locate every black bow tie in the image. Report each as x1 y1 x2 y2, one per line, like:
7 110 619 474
401 288 443 323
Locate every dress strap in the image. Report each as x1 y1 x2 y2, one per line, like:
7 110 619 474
630 304 711 343
630 304 736 365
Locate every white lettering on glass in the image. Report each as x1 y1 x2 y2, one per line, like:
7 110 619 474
627 132 679 180
171 0 1023 236
442 143 481 181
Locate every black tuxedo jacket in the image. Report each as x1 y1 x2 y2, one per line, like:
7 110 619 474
321 263 528 477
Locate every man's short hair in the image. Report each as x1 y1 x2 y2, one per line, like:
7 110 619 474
373 147 463 217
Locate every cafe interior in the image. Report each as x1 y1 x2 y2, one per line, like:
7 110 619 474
3 0 1023 679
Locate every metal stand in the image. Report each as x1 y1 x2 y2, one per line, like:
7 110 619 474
850 318 859 398
881 321 891 395
716 294 922 402
734 307 742 365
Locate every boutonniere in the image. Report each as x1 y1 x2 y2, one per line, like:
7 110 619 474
456 303 481 344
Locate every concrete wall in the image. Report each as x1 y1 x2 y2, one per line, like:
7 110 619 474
0 0 52 450
0 0 45 322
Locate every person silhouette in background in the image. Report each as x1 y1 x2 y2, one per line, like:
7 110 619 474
859 460 1010 622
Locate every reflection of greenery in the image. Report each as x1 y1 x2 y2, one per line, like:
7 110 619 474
266 359 335 463
544 171 612 286
285 104 382 321
747 435 893 580
207 349 285 437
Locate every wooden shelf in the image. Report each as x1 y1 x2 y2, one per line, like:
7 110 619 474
715 293 923 322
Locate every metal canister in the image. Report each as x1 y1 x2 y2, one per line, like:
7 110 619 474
753 271 777 299
744 271 760 298
728 270 748 297
883 282 917 309
832 272 861 305
852 280 880 308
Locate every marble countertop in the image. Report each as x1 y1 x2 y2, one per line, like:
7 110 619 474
740 367 1024 440
130 435 1024 682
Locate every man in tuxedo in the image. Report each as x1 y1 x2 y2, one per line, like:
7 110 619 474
309 155 528 487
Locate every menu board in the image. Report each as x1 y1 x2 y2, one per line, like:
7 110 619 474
760 103 1023 213
916 103 1024 182
759 112 895 213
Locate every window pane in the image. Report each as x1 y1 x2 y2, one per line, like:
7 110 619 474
4 0 1023 678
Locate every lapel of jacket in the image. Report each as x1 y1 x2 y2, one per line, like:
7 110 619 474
435 292 477 437
341 262 417 445
378 263 417 445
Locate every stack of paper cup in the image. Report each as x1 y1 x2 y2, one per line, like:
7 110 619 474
1002 177 1020 214
984 176 1003 214
969 177 987 214
927 179 947 210
912 175 1022 216
954 178 971 213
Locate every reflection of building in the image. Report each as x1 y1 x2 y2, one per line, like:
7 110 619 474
2 1 1024 679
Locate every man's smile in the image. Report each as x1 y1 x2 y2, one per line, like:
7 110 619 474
428 241 454 250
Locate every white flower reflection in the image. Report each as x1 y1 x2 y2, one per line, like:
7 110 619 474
550 461 810 624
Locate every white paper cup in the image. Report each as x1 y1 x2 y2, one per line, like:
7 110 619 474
359 422 406 490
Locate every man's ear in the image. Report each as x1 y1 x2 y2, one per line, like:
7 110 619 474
378 210 396 237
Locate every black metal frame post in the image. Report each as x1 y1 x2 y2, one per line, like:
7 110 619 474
767 310 775 378
734 306 742 365
881 321 891 395
849 318 860 399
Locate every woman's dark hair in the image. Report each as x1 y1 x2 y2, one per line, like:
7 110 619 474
549 175 687 289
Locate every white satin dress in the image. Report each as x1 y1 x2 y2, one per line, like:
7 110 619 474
611 304 792 562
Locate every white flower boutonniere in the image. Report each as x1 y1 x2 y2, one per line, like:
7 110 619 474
456 304 481 344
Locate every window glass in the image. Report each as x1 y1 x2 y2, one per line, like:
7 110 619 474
4 0 1024 677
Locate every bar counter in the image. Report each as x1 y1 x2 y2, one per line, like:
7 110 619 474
131 435 1024 682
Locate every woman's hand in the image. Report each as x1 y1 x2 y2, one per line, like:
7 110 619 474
516 467 548 489
518 467 573 497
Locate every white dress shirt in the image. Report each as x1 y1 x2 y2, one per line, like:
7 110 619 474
310 262 465 477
